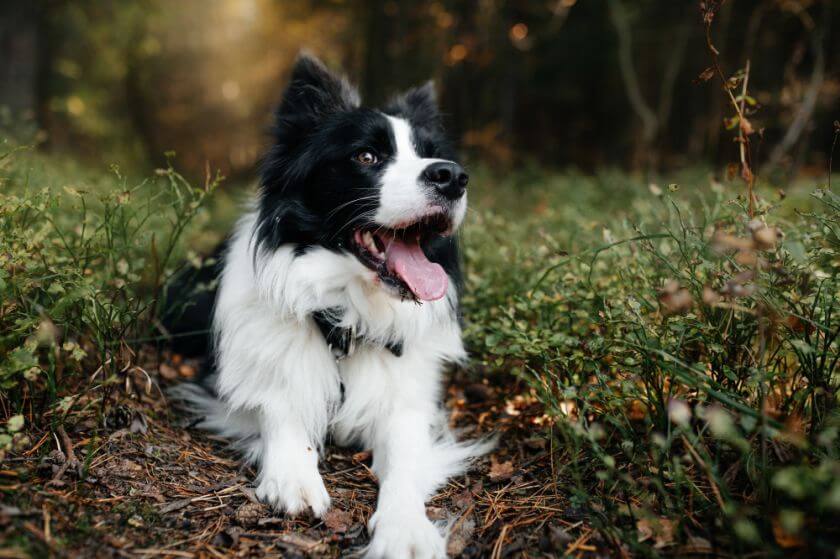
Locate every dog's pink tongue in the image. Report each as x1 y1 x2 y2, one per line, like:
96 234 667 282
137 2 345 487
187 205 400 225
386 238 448 301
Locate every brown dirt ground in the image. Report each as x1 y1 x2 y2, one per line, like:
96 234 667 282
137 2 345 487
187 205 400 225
1 353 606 559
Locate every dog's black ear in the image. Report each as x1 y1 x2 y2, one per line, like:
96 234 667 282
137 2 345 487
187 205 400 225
278 52 360 120
387 81 441 130
264 52 360 189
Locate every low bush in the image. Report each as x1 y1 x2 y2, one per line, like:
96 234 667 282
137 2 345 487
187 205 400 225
463 170 839 556
0 145 218 456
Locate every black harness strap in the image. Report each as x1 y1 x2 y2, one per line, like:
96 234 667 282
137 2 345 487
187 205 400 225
312 309 403 359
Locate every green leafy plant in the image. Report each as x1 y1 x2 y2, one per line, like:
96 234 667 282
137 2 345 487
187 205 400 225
462 169 839 555
0 145 220 415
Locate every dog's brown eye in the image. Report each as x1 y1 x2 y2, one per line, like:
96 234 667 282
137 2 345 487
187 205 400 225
356 151 378 165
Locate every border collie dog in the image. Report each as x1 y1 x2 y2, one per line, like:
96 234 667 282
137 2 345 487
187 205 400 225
169 53 490 558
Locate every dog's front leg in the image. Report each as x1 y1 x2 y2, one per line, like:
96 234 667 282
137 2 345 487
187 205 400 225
255 403 332 517
354 355 451 559
216 312 340 518
365 406 448 559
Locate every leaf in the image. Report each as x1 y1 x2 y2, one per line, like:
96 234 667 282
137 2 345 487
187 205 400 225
116 259 129 275
659 282 693 315
159 364 178 380
323 508 353 533
6 415 24 433
352 450 372 463
724 115 740 130
447 516 476 556
697 66 715 82
488 456 514 482
772 514 805 549
636 517 675 549
740 116 755 135
62 186 83 197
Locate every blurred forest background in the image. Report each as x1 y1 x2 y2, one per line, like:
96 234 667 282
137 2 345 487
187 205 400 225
0 0 837 182
3 3 840 556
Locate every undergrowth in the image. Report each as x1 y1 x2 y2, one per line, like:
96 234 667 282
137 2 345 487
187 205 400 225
462 170 840 556
0 144 219 457
2 136 838 556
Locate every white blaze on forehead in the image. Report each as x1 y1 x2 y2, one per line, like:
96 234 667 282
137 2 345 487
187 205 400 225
374 116 434 227
388 115 420 160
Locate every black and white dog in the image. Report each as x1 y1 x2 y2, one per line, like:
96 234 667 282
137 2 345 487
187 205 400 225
168 53 489 558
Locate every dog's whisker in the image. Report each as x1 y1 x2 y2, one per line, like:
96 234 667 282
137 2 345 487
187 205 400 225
324 195 382 221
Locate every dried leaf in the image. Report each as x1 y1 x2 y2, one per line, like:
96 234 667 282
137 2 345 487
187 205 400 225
636 517 675 549
659 285 693 315
697 66 715 82
740 117 755 135
488 456 514 482
452 489 474 510
772 515 805 549
628 399 647 421
276 532 329 553
426 506 447 521
352 450 372 463
752 226 778 251
735 250 757 266
323 508 353 533
447 516 476 556
679 536 713 554
712 231 755 252
178 364 196 378
159 364 178 380
702 286 721 305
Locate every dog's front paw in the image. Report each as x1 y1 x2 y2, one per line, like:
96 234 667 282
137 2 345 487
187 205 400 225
365 510 446 559
255 463 330 518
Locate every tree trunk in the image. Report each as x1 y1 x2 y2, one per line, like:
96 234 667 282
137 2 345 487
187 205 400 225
0 3 39 117
607 0 658 171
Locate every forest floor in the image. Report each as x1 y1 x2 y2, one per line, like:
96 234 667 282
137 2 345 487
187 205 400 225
1 352 599 559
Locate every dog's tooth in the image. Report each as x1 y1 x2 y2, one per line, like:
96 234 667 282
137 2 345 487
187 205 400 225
362 232 375 252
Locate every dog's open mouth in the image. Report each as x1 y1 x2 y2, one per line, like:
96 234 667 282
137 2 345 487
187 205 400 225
351 212 452 302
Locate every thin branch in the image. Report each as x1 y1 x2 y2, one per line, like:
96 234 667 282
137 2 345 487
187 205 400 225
766 14 829 171
607 0 658 144
702 2 757 216
657 19 691 131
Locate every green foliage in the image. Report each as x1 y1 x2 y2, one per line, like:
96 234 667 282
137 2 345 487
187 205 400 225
2 139 837 555
463 170 840 555
0 144 219 411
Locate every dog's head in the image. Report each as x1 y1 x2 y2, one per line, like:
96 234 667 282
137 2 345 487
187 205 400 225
256 53 467 302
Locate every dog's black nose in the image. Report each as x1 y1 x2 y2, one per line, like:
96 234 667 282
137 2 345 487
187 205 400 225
423 161 468 200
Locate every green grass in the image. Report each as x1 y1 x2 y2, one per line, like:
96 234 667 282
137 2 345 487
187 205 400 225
462 167 840 556
1 140 838 556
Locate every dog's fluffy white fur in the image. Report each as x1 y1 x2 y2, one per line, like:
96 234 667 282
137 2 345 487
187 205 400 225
173 109 490 558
